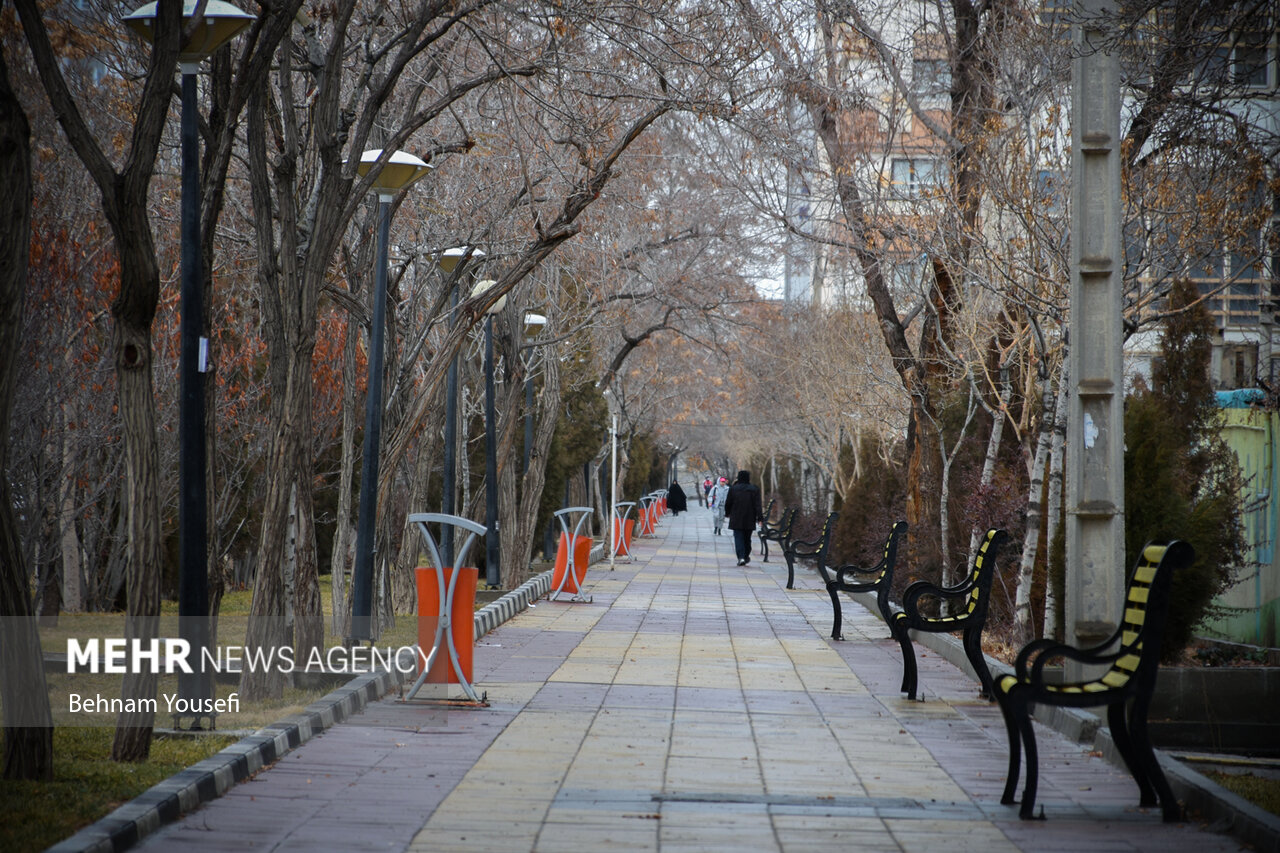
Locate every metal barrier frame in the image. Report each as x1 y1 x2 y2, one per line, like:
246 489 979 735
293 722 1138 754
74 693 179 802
550 506 595 603
612 501 636 562
638 494 658 536
405 513 487 704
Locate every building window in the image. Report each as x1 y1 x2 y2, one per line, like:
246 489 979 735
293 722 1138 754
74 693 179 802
1203 25 1272 88
1221 345 1258 390
1036 169 1066 215
911 57 950 99
891 158 943 197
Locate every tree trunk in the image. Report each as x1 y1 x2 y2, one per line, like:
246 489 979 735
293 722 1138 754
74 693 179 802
1042 360 1070 640
35 495 61 628
392 396 445 615
60 416 84 612
294 472 322 661
241 415 297 700
967 364 1013 567
510 353 562 586
109 314 164 761
1012 367 1059 642
331 313 360 635
242 72 324 696
0 43 53 781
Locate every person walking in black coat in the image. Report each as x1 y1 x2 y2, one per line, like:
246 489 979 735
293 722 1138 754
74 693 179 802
667 480 688 515
723 470 763 565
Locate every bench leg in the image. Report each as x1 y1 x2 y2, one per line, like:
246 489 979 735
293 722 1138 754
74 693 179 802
876 593 894 639
962 628 994 699
784 552 795 590
1107 701 1155 807
1014 697 1043 820
826 582 843 641
894 619 919 699
1127 699 1182 822
995 687 1022 805
760 535 770 562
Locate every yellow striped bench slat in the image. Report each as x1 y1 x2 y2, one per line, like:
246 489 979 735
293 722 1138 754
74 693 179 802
1102 670 1133 688
1140 545 1167 564
1113 653 1141 672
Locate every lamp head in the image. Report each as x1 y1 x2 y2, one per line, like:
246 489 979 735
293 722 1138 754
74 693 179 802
522 312 547 337
437 246 486 274
470 280 506 315
355 149 432 200
124 0 255 64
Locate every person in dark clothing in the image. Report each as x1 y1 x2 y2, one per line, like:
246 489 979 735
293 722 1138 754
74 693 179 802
667 480 688 515
723 470 763 565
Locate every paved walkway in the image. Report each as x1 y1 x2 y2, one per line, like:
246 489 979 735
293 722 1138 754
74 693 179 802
133 510 1250 852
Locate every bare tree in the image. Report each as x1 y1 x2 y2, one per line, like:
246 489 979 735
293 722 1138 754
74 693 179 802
16 0 297 754
0 25 53 781
16 0 192 760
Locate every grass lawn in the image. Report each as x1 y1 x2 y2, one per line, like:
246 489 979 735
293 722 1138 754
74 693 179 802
0 575 424 853
1206 771 1280 817
0 728 238 853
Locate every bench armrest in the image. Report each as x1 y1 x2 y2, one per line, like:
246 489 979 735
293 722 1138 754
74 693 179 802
833 562 883 585
1014 638 1123 683
787 534 822 552
901 576 975 614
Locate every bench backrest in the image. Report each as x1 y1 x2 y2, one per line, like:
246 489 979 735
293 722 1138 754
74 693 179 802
768 507 797 537
1098 540 1194 694
762 497 777 525
959 528 1006 622
872 521 908 583
815 511 838 556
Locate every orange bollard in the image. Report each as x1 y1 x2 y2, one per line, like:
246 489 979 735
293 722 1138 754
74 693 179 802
552 532 592 593
415 566 478 685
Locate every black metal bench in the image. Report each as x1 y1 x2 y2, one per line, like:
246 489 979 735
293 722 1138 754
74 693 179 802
994 540 1195 821
891 528 1008 700
815 521 907 641
783 511 838 591
758 505 797 564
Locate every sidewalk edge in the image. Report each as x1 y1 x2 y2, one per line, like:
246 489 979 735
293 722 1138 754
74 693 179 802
45 572 554 853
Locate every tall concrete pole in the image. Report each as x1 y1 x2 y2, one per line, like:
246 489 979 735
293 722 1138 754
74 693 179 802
1067 0 1125 666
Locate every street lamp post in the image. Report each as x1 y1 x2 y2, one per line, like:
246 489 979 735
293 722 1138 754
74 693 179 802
521 313 546 478
348 149 432 643
436 248 484 570
471 280 506 588
124 0 255 724
603 388 618 571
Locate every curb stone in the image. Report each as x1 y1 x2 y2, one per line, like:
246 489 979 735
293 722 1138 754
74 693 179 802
46 570 557 853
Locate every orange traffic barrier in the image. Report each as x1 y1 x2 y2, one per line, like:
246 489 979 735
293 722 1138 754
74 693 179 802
415 565 477 685
552 532 592 594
